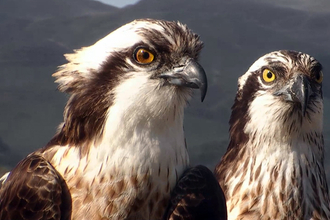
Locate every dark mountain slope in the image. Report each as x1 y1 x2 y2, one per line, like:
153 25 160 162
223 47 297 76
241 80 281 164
1 0 330 183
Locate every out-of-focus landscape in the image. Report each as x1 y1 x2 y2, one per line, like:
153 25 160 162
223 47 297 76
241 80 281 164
1 0 330 183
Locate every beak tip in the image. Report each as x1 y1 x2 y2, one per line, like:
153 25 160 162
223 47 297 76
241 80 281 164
181 59 208 102
200 84 207 102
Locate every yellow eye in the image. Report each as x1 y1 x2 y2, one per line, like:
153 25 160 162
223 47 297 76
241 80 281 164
315 71 323 83
262 69 276 83
134 48 154 64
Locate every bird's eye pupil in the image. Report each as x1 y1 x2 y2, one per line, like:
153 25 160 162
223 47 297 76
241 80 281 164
267 71 273 78
142 51 149 59
262 69 276 83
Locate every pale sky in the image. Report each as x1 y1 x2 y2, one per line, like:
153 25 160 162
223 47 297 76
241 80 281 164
96 0 140 8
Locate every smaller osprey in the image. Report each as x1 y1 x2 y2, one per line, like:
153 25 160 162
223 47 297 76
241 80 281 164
0 19 207 220
215 50 330 219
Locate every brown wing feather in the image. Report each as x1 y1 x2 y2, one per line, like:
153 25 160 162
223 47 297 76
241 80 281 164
0 154 71 220
164 165 227 220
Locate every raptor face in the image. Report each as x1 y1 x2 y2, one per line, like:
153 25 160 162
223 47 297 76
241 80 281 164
230 50 324 146
245 50 323 118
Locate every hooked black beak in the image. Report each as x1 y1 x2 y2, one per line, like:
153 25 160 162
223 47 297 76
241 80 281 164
273 74 311 115
159 59 208 102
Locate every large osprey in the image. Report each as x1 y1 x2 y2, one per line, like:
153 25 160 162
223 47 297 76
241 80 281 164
215 50 330 219
0 19 208 220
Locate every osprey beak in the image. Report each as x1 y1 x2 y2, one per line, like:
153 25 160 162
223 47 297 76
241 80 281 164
159 59 208 102
273 74 311 115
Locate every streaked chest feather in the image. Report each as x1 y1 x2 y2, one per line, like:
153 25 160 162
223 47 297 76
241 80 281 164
224 136 330 220
42 112 189 220
223 94 330 219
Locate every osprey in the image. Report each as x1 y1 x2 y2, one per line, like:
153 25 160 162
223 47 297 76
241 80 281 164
215 50 330 219
0 19 207 220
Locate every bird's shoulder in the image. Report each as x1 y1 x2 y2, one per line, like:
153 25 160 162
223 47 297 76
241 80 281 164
0 154 71 220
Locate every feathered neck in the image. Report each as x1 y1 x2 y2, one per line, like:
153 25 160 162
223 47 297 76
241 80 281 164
46 70 189 156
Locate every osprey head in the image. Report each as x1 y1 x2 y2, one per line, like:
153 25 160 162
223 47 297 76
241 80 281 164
239 50 322 113
53 18 206 101
259 51 322 115
233 50 323 137
51 19 207 146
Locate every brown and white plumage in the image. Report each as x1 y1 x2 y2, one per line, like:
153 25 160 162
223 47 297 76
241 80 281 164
0 155 71 220
0 19 207 220
214 50 330 219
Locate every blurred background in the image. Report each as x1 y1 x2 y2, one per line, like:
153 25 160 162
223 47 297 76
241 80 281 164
1 0 330 183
